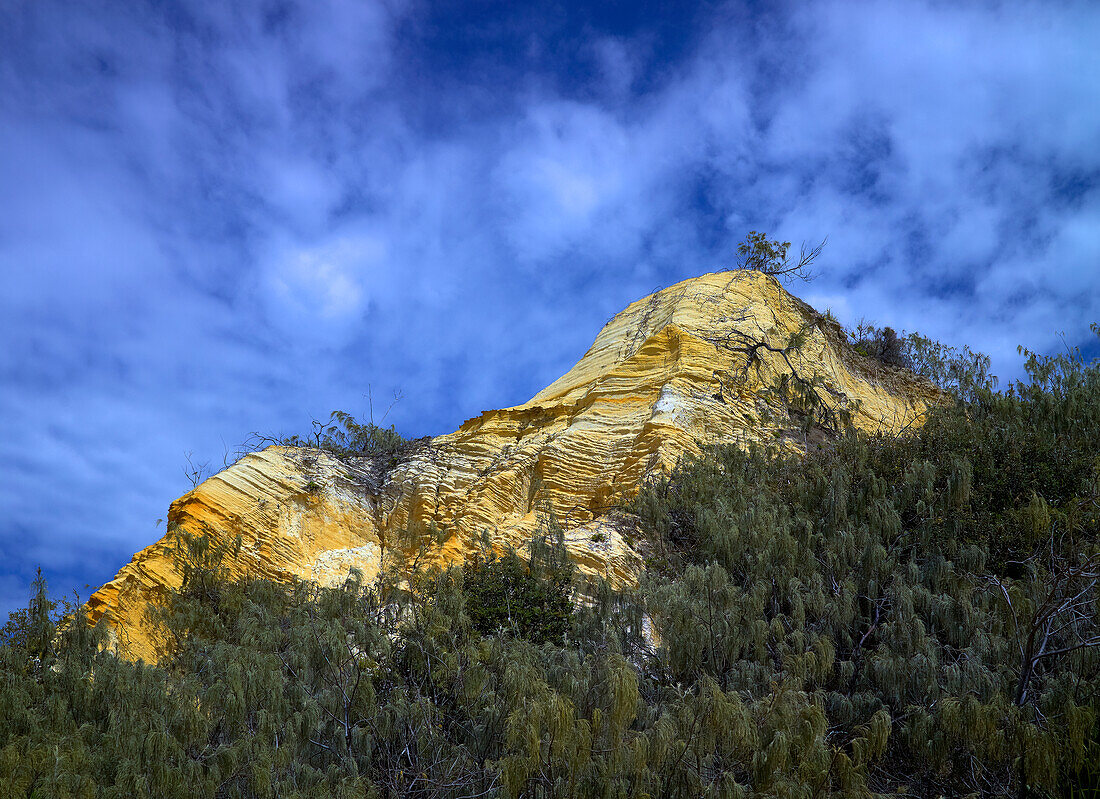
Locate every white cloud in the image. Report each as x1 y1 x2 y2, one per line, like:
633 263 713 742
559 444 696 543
265 233 387 332
496 101 635 260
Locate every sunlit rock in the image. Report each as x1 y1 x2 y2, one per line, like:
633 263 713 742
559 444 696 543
88 271 942 660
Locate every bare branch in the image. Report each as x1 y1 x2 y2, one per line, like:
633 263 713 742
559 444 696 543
181 451 210 489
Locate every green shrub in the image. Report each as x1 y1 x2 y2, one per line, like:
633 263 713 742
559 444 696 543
462 535 574 645
3 328 1097 798
278 408 419 462
848 320 997 400
629 323 1100 796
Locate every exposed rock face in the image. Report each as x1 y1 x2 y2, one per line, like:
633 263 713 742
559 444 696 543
87 271 942 661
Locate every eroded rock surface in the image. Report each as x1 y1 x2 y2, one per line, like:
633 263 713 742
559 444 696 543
88 271 942 660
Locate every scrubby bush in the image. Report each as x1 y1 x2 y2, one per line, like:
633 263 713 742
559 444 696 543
848 320 996 400
631 325 1100 796
3 328 1098 797
850 322 907 366
462 533 575 645
277 408 419 462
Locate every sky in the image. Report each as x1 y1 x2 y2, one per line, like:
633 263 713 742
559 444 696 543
2 0 1099 617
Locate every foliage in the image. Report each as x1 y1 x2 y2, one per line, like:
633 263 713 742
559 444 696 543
0 569 62 655
188 402 421 492
904 330 997 400
849 321 907 367
3 329 1099 797
848 320 997 400
275 409 416 463
733 230 825 283
462 532 575 645
632 325 1100 796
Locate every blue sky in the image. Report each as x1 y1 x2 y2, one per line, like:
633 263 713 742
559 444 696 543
2 0 1098 616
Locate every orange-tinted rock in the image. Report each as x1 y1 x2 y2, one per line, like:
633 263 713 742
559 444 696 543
88 271 942 660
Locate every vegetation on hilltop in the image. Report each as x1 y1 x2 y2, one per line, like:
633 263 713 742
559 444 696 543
270 409 414 462
733 230 826 283
182 395 424 490
630 329 1100 796
847 319 997 401
730 230 994 402
238 395 429 487
3 322 1099 797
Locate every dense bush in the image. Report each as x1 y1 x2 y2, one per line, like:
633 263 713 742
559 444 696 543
849 322 907 366
632 328 1100 796
3 329 1099 797
462 535 575 645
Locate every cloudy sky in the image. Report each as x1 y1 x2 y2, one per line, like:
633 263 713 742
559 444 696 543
2 0 1098 616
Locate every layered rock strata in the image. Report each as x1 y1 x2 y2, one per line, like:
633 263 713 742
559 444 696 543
88 271 942 660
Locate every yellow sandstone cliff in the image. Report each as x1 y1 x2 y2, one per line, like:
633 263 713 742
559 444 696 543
87 271 942 661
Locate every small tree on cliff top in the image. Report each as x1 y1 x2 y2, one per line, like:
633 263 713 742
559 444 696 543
735 230 826 282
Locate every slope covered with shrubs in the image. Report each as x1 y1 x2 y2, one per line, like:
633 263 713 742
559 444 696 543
2 330 1098 798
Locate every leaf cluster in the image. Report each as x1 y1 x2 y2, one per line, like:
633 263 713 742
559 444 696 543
733 230 825 283
462 537 575 646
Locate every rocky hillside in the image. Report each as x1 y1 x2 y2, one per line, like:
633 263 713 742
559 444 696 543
87 271 941 660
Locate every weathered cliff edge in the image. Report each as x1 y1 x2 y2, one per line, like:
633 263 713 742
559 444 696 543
88 271 942 660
